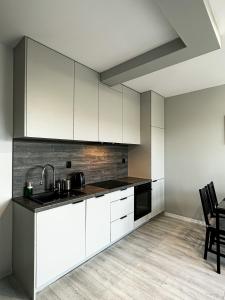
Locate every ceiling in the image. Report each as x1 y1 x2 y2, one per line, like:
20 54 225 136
0 0 225 97
0 0 177 72
124 0 225 97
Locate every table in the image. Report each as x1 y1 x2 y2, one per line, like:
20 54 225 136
216 201 225 273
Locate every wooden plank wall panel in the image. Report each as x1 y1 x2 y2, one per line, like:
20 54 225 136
13 139 128 197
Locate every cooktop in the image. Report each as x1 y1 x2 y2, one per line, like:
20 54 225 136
90 180 129 190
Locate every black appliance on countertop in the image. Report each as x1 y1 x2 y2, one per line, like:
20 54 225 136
70 172 85 188
134 182 151 221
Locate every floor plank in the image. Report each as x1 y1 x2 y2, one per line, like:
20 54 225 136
1 215 225 300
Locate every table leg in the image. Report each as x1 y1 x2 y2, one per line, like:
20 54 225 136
216 211 220 274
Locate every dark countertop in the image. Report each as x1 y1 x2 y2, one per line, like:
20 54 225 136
13 177 151 213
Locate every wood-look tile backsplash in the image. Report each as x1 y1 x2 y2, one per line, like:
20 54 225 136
13 139 128 197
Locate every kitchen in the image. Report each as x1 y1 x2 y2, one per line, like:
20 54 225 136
1 0 225 299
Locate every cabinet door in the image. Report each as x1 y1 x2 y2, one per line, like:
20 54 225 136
123 87 140 144
26 39 74 139
151 179 165 217
74 63 99 141
151 91 164 128
151 127 164 180
99 83 123 143
86 195 110 257
36 201 85 288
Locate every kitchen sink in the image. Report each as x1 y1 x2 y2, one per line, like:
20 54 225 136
29 190 86 205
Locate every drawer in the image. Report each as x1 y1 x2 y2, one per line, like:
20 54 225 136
111 213 134 243
111 195 134 222
120 187 134 199
110 187 134 202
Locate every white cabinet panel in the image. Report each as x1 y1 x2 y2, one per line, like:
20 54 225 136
111 195 134 222
123 87 140 144
99 83 123 143
36 201 85 288
86 194 111 257
26 39 74 139
111 213 134 243
151 179 164 218
74 63 99 141
151 127 164 180
151 91 164 128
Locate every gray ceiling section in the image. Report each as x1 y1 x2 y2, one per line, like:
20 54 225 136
100 0 221 86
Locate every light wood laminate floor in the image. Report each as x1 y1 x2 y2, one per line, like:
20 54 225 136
1 214 225 300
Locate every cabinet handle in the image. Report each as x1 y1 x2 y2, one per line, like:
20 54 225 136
95 194 105 198
120 215 127 220
72 200 84 204
120 197 127 201
121 188 127 191
152 180 158 182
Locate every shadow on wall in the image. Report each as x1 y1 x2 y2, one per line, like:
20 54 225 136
0 43 13 279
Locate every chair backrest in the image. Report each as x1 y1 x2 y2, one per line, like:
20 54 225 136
199 187 212 225
207 181 218 211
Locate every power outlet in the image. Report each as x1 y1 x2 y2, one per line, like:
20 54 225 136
66 161 72 168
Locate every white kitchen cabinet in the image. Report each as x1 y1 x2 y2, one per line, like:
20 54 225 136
111 195 134 222
151 91 164 128
151 126 164 180
122 86 140 144
99 83 123 143
111 213 134 243
86 194 111 257
14 37 74 139
74 62 99 141
36 201 85 288
151 179 165 217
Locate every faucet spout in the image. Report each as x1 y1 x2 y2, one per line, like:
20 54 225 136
40 164 56 191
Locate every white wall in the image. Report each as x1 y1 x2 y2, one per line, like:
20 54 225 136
0 43 13 278
165 85 225 221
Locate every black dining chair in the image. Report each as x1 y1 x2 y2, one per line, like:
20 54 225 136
207 182 225 218
199 186 225 260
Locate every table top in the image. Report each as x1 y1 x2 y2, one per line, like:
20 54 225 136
216 200 225 213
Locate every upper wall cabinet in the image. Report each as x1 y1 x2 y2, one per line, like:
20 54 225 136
99 83 123 143
74 63 99 142
122 86 140 144
151 91 164 128
14 37 74 140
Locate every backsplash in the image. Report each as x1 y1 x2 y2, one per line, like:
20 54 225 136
13 139 128 197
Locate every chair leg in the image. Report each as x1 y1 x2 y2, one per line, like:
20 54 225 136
209 231 215 251
204 229 210 260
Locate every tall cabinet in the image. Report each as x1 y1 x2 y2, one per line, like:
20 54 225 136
128 90 165 218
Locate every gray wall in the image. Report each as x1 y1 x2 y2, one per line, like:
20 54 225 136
0 44 13 278
165 84 225 221
13 139 128 197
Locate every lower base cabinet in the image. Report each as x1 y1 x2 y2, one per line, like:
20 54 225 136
151 179 165 218
36 201 85 288
86 195 111 257
111 213 134 243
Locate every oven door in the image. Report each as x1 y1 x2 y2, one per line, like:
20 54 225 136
134 183 151 221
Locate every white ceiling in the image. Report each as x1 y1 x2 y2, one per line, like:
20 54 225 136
124 0 225 97
1 0 225 97
0 0 177 72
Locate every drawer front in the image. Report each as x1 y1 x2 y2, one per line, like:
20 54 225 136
120 187 134 198
111 213 134 243
111 195 134 222
110 187 134 202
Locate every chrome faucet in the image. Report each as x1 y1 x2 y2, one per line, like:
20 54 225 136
40 164 56 191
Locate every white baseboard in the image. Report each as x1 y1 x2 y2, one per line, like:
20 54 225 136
164 212 205 226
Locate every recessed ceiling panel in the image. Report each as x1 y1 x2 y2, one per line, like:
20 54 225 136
0 0 177 71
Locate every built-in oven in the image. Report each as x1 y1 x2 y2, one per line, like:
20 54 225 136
134 182 151 221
